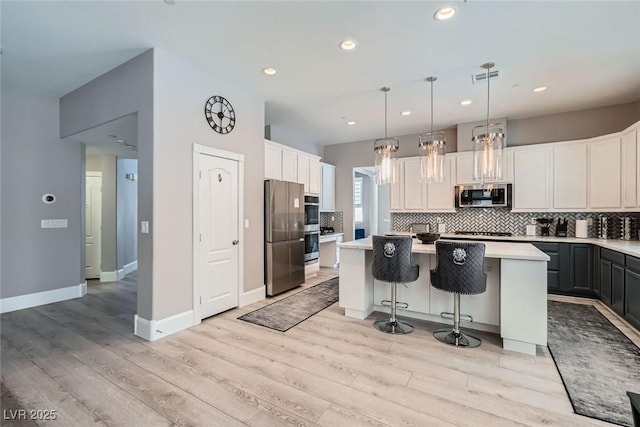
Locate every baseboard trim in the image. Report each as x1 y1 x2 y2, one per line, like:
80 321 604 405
121 260 138 277
134 309 195 341
0 282 87 314
100 270 119 282
240 286 266 307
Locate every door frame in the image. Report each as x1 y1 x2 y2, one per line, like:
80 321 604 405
192 144 245 325
85 171 103 279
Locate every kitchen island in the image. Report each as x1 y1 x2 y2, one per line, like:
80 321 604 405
338 237 550 355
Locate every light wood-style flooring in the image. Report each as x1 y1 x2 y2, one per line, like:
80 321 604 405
2 269 638 426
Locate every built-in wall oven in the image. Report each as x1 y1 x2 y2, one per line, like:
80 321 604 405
304 195 320 264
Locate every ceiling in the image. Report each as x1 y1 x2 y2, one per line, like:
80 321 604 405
3 1 640 146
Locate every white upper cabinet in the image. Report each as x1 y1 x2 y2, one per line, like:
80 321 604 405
264 140 320 194
455 151 513 185
513 146 552 210
402 157 428 211
589 136 621 209
622 129 638 208
281 150 297 182
296 154 309 187
553 143 587 209
319 162 335 212
264 140 283 180
427 157 456 211
308 158 320 195
389 156 455 212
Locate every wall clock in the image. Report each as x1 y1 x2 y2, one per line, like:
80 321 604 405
204 95 236 134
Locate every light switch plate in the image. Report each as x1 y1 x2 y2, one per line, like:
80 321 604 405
141 221 149 234
244 219 249 228
41 219 49 228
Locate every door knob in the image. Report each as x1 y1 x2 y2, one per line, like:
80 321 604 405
232 240 239 245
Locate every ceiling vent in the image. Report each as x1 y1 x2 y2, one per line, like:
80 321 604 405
472 69 501 84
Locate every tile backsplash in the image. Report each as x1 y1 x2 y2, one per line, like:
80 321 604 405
392 210 640 239
320 211 344 233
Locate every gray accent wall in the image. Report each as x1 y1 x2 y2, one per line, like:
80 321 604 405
60 50 154 319
1 86 84 299
117 158 138 269
265 124 323 156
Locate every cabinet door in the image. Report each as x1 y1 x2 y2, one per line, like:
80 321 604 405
455 152 512 184
513 147 552 210
282 150 297 182
308 158 320 195
569 244 592 292
427 157 455 211
625 268 640 330
590 137 621 209
600 259 612 305
622 129 637 208
320 163 335 212
612 263 625 315
593 246 601 297
296 154 309 191
389 160 404 211
402 157 427 211
265 143 282 180
455 153 474 185
554 144 587 209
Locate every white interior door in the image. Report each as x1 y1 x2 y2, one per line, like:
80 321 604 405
85 172 102 279
199 153 240 319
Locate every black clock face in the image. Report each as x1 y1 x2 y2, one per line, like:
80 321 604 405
204 95 236 134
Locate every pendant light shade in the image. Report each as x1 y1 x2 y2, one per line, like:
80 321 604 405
473 62 505 181
418 76 446 183
374 87 399 185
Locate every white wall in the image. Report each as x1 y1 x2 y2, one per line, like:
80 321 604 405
152 49 265 320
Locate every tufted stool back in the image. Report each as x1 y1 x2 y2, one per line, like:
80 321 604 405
431 241 486 295
372 236 419 284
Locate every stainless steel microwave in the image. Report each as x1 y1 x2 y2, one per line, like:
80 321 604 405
455 183 512 208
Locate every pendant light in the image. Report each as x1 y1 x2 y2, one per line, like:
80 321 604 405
418 76 446 183
472 62 505 182
373 87 399 185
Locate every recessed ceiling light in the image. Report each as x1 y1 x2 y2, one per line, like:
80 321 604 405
533 86 547 93
434 6 457 21
401 110 412 116
116 139 125 143
346 121 356 126
339 39 358 51
262 67 277 76
460 99 472 106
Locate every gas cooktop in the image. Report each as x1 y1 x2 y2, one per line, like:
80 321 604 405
454 231 513 237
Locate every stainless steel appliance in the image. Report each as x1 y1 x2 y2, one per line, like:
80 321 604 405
453 231 513 237
304 195 320 264
265 180 306 296
304 195 319 232
455 183 512 208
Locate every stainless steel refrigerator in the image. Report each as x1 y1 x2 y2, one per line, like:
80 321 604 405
265 180 306 296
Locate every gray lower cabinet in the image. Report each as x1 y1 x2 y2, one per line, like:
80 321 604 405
600 248 626 316
534 242 593 295
625 256 640 330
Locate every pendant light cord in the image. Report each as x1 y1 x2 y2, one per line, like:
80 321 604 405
486 65 490 134
430 79 434 134
384 90 388 139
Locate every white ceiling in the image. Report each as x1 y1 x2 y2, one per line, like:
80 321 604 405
3 1 640 146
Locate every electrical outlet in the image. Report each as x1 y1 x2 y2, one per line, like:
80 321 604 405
331 216 335 221
587 217 593 226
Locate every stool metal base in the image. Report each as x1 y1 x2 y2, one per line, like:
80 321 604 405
374 319 414 334
433 328 481 348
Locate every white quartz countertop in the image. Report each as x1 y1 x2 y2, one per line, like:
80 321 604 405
340 237 550 261
384 231 640 258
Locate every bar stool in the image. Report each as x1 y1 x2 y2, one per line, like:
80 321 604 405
371 235 419 334
430 241 486 347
